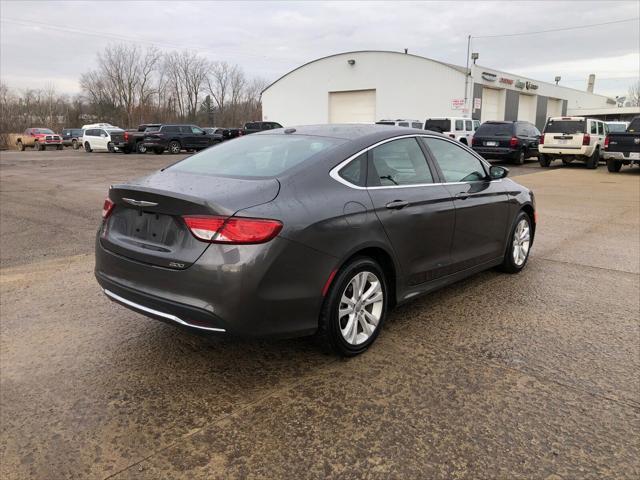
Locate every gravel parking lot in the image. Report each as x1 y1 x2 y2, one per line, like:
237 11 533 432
1 149 639 479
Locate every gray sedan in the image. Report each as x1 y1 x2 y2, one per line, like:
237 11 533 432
95 124 536 356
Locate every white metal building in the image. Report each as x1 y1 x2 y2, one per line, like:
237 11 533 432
261 50 617 130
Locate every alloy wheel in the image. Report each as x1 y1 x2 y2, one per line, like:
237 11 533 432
512 218 531 266
339 271 384 345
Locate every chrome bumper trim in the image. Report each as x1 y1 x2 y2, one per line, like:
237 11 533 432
103 289 226 333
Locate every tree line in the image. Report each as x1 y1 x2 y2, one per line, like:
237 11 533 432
0 44 268 138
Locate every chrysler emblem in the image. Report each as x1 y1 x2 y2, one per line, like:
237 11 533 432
122 198 158 207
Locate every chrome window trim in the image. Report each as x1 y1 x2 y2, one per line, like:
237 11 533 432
103 289 226 333
329 134 495 190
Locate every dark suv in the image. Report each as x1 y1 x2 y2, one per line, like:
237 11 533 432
472 121 541 164
243 121 282 135
143 125 223 154
60 128 85 149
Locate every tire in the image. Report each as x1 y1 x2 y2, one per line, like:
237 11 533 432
500 211 532 274
168 140 181 154
317 257 388 356
538 153 551 167
57 144 63 150
122 147 131 154
136 142 147 154
514 149 525 165
107 142 115 153
17 141 24 151
562 158 573 165
34 141 42 151
72 139 79 150
153 148 164 155
84 142 92 153
607 159 622 172
586 149 599 169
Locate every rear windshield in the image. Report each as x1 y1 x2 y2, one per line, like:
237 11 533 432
33 128 54 134
606 123 627 133
545 120 585 134
424 119 451 133
145 126 160 132
475 123 513 136
375 121 395 126
170 134 346 177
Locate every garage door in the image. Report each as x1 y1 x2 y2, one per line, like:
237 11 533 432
517 94 537 123
481 88 500 123
547 98 563 119
329 89 376 123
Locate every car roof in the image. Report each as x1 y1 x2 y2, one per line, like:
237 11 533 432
253 123 439 142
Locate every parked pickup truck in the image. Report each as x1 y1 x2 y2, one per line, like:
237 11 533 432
16 128 63 151
110 124 160 154
604 117 640 172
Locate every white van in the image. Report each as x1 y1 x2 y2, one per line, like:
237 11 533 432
538 116 608 169
424 117 477 145
82 126 125 153
376 119 423 129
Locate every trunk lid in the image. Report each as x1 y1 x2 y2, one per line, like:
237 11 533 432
101 170 280 269
543 119 585 149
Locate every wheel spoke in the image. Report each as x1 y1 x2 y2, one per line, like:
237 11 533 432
359 314 373 336
363 309 379 327
341 294 355 307
361 281 379 302
339 305 353 318
363 292 383 306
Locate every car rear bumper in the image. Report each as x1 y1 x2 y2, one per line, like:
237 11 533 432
472 147 518 159
143 141 167 149
603 151 640 161
539 146 590 156
94 233 337 338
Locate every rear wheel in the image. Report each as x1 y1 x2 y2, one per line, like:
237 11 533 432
17 141 24 151
538 154 551 167
84 142 92 153
586 149 599 169
34 141 42 151
107 142 115 153
317 257 388 357
168 141 181 154
514 149 525 165
57 144 63 150
607 159 622 172
136 142 147 154
72 139 79 150
500 211 532 274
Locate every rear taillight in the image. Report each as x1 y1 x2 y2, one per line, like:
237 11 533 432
582 133 591 146
472 137 480 146
539 134 545 145
124 131 129 141
449 134 456 139
183 215 282 244
604 135 610 150
509 136 520 148
102 198 115 219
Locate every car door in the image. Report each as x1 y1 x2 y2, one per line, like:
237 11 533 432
96 129 108 150
189 126 207 148
465 120 473 144
422 136 510 271
365 136 455 285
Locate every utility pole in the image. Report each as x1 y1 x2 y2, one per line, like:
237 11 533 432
463 34 471 117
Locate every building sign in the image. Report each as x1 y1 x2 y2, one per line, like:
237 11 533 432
515 80 526 89
499 77 513 85
451 98 465 110
525 81 539 91
474 98 482 110
482 72 497 82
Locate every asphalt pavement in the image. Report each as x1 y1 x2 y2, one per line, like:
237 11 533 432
1 149 638 479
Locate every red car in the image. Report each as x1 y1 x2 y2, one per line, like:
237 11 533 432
16 128 63 151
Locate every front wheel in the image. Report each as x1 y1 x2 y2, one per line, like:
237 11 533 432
538 154 551 167
34 142 42 151
500 212 532 274
17 141 25 151
136 142 147 154
57 144 63 150
168 141 181 154
107 142 115 153
317 257 388 356
606 159 622 172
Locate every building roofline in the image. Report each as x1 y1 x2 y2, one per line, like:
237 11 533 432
261 50 468 95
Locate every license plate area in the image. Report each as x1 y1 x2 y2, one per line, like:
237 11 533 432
484 141 498 147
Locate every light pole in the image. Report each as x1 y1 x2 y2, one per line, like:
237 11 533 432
463 35 471 116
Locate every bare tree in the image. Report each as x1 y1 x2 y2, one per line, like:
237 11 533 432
207 61 232 122
628 80 640 107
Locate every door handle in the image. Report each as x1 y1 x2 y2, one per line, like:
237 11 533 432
385 200 409 209
456 192 469 200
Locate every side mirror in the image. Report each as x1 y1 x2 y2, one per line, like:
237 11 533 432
489 165 509 179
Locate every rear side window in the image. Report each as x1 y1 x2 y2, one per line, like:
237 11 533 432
163 126 180 133
368 138 433 186
475 122 513 136
455 120 464 131
465 120 472 131
245 123 257 129
423 137 486 183
545 120 585 134
398 122 409 127
338 153 367 187
590 122 597 134
412 122 423 129
424 119 451 133
171 135 345 177
597 122 604 135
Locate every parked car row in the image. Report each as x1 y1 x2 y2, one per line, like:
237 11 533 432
15 121 284 155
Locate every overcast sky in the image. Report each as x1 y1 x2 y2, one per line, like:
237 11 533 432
1 0 638 98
